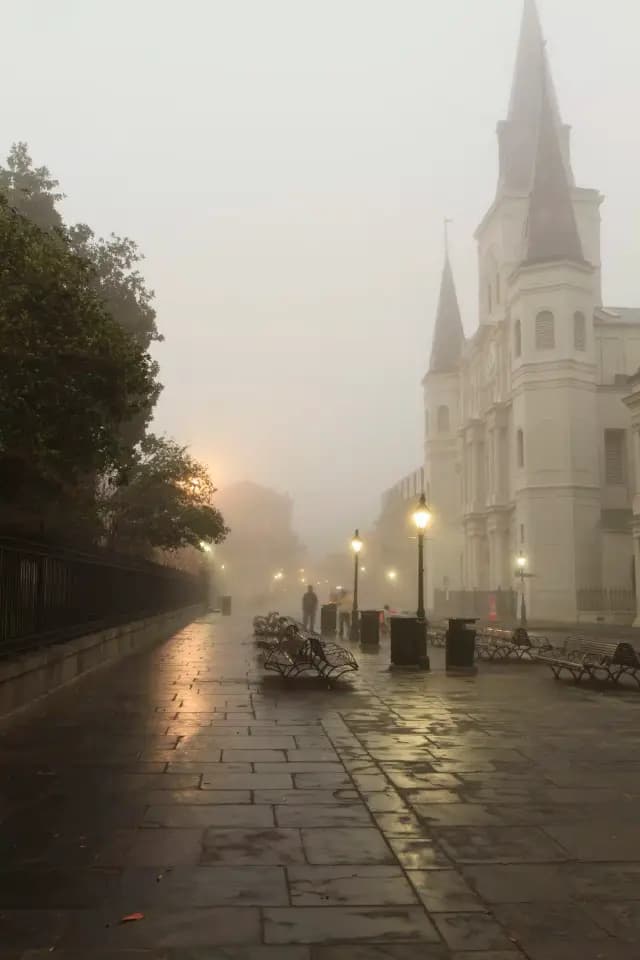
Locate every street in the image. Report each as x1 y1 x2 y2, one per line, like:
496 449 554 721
1 613 640 958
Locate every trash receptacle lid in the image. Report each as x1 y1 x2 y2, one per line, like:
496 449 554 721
447 618 478 626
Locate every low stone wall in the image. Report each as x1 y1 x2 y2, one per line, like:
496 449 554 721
0 604 205 718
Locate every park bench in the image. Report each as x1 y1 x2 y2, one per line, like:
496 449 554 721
476 626 552 662
537 637 640 687
262 619 358 681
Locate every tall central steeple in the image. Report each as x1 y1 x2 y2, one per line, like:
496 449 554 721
497 0 573 195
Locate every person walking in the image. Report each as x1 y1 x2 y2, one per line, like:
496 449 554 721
338 589 352 640
302 584 319 633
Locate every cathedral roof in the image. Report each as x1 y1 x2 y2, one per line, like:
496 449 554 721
525 74 584 265
429 255 465 373
499 0 573 195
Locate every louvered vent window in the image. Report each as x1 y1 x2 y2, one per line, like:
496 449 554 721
535 311 555 350
574 311 586 351
605 429 625 485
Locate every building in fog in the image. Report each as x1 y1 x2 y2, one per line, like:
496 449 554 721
405 0 640 622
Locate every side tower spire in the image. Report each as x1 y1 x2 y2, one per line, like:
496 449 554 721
429 233 465 373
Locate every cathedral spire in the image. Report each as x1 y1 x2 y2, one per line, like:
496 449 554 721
498 0 573 194
525 73 584 265
429 235 464 374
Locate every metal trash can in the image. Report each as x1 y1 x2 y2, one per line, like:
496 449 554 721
445 618 477 671
360 609 380 646
221 596 232 616
390 616 429 669
320 603 337 636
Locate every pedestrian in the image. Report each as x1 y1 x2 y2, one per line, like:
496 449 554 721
338 589 352 640
302 584 319 633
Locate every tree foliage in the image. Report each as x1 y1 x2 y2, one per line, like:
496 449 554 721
105 435 229 553
0 142 63 231
0 196 156 522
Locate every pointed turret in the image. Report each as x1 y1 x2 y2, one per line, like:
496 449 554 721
429 253 464 373
498 0 573 194
525 75 584 264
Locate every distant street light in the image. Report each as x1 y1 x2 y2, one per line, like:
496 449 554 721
412 494 432 622
350 530 363 642
273 571 284 581
387 569 398 582
200 541 212 553
516 553 528 625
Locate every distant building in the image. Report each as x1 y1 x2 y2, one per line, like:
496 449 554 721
392 0 640 622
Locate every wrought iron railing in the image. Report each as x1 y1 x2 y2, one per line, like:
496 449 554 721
0 536 206 656
434 588 517 621
577 588 636 613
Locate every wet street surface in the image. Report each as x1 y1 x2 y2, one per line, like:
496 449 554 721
2 613 640 959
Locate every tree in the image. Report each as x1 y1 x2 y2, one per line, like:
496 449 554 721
104 435 229 553
0 196 157 531
0 142 63 231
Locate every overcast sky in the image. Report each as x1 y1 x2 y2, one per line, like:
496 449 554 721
3 0 640 556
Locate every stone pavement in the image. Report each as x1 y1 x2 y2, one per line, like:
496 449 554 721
1 614 640 959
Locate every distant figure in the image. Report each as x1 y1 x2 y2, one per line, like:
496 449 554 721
338 589 352 640
302 585 319 632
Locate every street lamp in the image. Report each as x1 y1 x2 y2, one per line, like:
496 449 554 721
386 569 397 582
412 494 432 622
350 530 363 642
516 553 528 625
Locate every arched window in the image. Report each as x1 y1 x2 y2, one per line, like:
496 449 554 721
437 405 450 433
514 318 522 358
535 311 555 350
517 429 524 468
574 311 586 351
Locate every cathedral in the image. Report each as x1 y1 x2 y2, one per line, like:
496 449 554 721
416 0 640 622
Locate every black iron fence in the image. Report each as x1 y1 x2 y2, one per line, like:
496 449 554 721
577 588 635 613
434 588 517 622
0 536 206 657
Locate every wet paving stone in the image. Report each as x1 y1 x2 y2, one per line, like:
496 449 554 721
59 906 262 948
433 913 514 951
301 828 395 865
144 805 274 828
116 865 289 906
387 837 451 870
263 906 440 944
288 865 418 906
436 826 569 863
201 828 306 865
310 946 449 959
407 870 487 912
95 828 205 867
275 804 372 828
200 773 293 790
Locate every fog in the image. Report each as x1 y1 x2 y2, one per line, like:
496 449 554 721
4 0 640 557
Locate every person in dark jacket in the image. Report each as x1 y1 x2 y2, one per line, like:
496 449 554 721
302 585 319 632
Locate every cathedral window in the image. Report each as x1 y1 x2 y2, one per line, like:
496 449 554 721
517 429 524 468
605 429 626 485
437 405 450 433
514 318 522 358
574 311 587 351
535 311 555 350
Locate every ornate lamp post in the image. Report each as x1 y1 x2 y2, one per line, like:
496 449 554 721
412 494 432 622
516 553 528 625
350 530 363 642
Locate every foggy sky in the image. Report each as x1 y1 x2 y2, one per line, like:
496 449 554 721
3 0 640 556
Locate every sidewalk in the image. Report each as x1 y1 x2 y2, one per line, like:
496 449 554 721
1 613 639 958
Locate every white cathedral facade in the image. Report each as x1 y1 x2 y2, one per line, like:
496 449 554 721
417 0 640 623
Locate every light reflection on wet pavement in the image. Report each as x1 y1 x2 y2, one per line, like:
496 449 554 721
1 612 640 959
